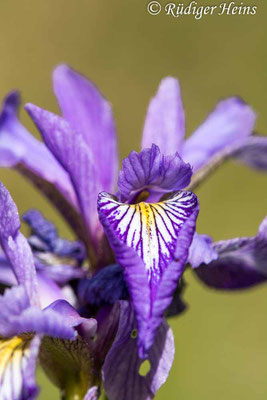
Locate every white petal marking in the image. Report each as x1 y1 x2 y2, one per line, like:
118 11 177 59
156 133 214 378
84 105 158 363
99 191 197 283
0 336 31 400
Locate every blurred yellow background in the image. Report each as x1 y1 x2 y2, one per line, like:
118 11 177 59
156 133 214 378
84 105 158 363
0 0 266 399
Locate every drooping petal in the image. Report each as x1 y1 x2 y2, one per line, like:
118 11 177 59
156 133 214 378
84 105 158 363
182 97 256 171
231 135 267 170
0 91 77 207
0 334 41 400
188 233 218 268
117 145 192 203
103 301 175 400
25 104 102 253
45 299 97 338
0 286 77 340
53 64 118 192
194 216 267 289
98 191 198 356
142 77 185 155
0 182 39 305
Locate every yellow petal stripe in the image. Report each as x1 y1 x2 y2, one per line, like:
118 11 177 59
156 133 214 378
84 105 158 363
0 336 31 399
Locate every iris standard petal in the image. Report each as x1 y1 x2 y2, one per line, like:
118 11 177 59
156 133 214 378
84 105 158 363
98 191 198 357
53 64 118 193
0 91 77 208
117 144 192 203
194 216 267 289
103 301 175 400
142 77 185 155
25 104 102 255
182 97 256 171
0 182 39 305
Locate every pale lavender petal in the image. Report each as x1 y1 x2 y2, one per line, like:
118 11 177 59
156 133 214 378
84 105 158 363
0 286 77 339
182 97 256 171
35 261 85 285
45 299 97 339
83 386 99 400
53 64 118 192
142 77 185 155
0 182 39 305
25 104 102 250
36 273 69 309
0 91 77 207
98 191 198 357
232 135 267 170
195 216 267 289
103 301 175 400
117 144 192 202
188 233 218 268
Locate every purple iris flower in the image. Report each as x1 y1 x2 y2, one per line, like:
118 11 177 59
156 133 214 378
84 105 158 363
0 65 266 399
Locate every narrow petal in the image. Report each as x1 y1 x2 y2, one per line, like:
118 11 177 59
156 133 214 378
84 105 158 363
84 386 99 400
0 286 77 340
117 144 192 203
194 216 267 289
142 77 185 155
182 97 256 171
103 301 175 400
0 182 39 305
231 135 267 170
53 64 118 192
98 191 198 356
0 335 41 400
188 233 218 268
25 104 102 253
0 91 77 207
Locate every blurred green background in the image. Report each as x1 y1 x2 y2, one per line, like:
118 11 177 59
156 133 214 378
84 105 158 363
0 0 266 399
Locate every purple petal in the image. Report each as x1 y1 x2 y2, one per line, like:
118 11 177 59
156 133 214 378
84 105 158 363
0 286 78 339
98 191 198 357
25 104 102 251
53 64 118 192
194 216 267 289
0 91 77 207
142 77 185 155
232 135 267 170
84 386 99 400
35 261 85 285
36 273 71 309
0 334 41 400
103 301 174 400
117 144 192 203
182 97 256 171
188 233 218 268
0 182 39 305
